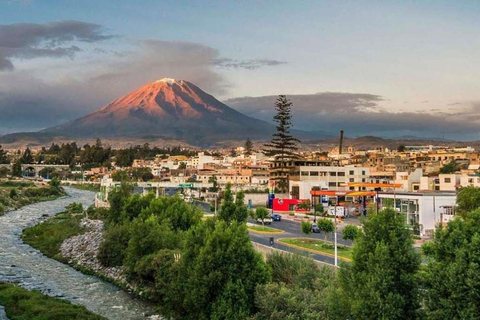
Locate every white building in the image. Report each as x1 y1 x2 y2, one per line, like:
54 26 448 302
289 165 370 200
377 191 456 237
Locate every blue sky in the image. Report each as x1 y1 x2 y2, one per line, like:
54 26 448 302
1 0 480 139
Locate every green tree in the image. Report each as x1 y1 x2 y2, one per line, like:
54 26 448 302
244 138 253 156
21 147 34 164
178 161 187 169
157 221 270 320
107 182 133 224
397 145 406 152
0 145 9 164
0 167 9 178
440 160 459 174
342 225 360 241
217 183 248 224
252 206 270 225
422 210 480 319
263 95 300 192
297 200 311 212
111 170 130 182
12 160 22 177
317 218 334 241
314 203 325 216
301 220 312 235
456 186 480 217
49 177 61 190
208 175 219 192
336 208 421 320
98 223 131 267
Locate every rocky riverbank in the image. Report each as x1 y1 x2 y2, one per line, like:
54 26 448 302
60 219 125 285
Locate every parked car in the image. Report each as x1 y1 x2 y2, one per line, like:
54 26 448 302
270 214 282 221
312 223 320 233
257 217 273 225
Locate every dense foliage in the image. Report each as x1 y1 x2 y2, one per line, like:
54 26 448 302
0 282 105 320
97 182 269 319
0 180 65 214
336 208 421 320
422 210 480 319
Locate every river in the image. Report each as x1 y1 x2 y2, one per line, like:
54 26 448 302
0 187 157 320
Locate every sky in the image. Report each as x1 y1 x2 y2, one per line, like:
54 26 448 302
1 0 480 140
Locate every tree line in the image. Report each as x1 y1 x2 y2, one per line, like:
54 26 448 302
86 182 480 319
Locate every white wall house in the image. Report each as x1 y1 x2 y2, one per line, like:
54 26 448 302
289 165 370 200
377 192 456 236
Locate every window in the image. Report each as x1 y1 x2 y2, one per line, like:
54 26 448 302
349 178 355 182
362 171 366 175
349 170 354 175
329 172 337 176
301 171 308 176
338 172 345 177
413 185 419 191
328 182 337 187
444 178 451 183
310 171 319 176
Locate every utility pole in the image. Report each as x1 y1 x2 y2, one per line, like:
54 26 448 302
334 195 338 267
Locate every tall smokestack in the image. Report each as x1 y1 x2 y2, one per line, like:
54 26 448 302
339 130 344 155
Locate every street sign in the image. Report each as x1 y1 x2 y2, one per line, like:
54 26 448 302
179 183 193 188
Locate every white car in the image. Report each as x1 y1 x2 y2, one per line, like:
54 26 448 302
257 217 273 225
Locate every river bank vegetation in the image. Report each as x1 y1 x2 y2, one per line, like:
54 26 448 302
22 183 480 319
0 282 105 320
0 178 65 215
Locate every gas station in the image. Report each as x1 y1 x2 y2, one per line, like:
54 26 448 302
309 183 404 217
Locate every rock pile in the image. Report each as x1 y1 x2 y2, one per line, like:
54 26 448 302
60 218 124 283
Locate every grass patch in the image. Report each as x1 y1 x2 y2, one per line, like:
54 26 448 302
279 237 353 261
22 211 85 261
248 225 284 233
0 281 105 320
0 180 34 188
0 181 66 215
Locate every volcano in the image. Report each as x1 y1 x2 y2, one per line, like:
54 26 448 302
41 78 275 145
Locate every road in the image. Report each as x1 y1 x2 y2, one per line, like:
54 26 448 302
192 200 354 265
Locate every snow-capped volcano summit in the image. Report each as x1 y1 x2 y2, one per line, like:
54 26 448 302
41 79 274 145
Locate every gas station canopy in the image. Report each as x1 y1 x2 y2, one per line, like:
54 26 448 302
310 190 377 196
310 183 403 197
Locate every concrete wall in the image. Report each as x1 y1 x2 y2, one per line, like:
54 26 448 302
243 193 288 206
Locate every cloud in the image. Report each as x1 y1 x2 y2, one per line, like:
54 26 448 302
213 58 286 70
225 93 480 140
0 20 114 70
0 38 229 133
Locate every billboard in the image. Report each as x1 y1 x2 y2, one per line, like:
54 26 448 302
268 180 275 195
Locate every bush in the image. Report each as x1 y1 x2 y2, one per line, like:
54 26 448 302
9 188 17 199
342 225 360 241
301 221 312 235
317 219 334 241
97 223 131 267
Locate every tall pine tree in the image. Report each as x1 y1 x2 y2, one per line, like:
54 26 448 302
244 138 253 156
264 95 300 192
0 145 9 164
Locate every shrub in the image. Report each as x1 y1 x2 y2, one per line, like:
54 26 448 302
301 220 312 235
97 223 131 267
342 225 360 241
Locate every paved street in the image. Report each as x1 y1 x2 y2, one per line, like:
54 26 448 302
194 200 355 266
